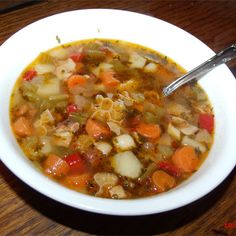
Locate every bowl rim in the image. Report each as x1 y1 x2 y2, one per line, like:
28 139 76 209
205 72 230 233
0 8 236 216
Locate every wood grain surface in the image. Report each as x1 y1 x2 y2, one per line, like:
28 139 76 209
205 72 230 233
0 0 235 235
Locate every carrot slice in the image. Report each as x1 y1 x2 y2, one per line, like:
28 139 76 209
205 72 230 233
43 154 70 177
136 122 161 139
12 116 32 137
67 74 87 89
99 71 120 87
152 170 176 192
63 173 91 189
172 146 199 173
85 119 111 139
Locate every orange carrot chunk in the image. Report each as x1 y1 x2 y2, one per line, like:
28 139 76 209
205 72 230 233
152 170 176 192
67 74 87 89
63 173 91 190
136 122 161 139
99 71 120 87
12 116 32 137
172 146 199 173
43 154 70 177
85 119 111 139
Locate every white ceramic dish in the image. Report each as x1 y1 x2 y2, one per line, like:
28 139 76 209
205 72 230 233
0 9 236 216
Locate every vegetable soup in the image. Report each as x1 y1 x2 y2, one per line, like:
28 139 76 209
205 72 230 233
10 39 214 199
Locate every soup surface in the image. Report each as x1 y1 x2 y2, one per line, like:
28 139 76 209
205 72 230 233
10 39 214 199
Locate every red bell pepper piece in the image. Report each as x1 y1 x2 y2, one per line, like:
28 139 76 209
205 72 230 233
70 52 84 63
64 152 86 173
158 161 181 177
198 113 214 133
23 69 37 81
67 104 78 113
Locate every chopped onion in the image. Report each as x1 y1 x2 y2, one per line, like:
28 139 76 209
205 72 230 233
167 123 181 141
99 62 113 71
129 53 146 68
113 134 136 151
35 64 55 74
40 136 52 154
167 103 190 116
107 121 121 135
182 136 206 153
49 48 69 59
94 172 118 187
73 95 91 110
144 62 157 72
96 141 112 155
40 109 54 125
55 58 76 80
37 78 60 97
111 151 143 178
195 129 212 144
52 130 72 148
179 124 199 135
158 133 172 146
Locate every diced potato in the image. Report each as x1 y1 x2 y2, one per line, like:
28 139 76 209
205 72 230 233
109 185 127 199
167 123 181 141
111 151 143 178
144 62 157 72
129 53 146 68
35 64 55 74
182 136 206 153
37 78 60 97
96 141 112 155
113 134 136 151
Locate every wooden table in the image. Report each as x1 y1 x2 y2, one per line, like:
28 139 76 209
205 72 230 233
0 1 235 235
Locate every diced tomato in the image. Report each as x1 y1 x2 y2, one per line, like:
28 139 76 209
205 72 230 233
67 104 78 113
64 152 87 173
22 69 37 81
70 52 84 63
158 161 181 177
198 113 214 133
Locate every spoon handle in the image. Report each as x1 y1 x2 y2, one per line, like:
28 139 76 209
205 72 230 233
163 44 236 96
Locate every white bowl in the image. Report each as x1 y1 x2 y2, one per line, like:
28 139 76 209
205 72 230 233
0 9 236 216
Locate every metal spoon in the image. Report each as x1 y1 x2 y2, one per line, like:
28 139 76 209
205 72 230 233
162 44 236 96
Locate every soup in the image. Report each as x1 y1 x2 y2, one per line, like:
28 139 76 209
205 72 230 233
10 39 214 199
